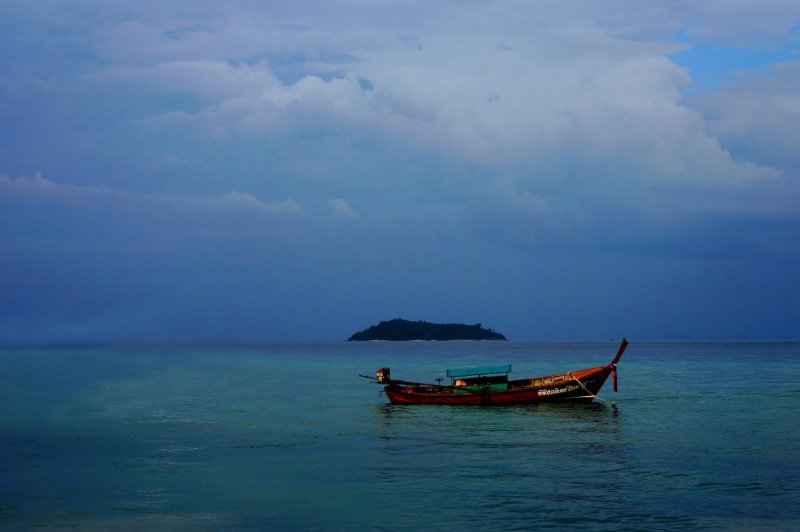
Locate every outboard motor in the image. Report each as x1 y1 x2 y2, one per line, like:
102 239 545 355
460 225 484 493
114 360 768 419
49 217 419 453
376 367 391 383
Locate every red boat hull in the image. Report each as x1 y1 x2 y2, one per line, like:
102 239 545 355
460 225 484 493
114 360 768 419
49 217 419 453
384 365 613 405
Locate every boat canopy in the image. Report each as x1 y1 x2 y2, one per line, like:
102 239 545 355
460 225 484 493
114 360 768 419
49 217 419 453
446 364 511 378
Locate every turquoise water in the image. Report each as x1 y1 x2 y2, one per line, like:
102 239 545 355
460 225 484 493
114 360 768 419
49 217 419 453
1 341 798 530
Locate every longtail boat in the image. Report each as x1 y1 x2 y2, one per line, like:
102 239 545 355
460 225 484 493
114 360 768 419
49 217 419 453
362 338 628 405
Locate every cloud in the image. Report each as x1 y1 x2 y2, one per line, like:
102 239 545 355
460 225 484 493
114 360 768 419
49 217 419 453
105 6 777 198
2 1 799 341
88 2 791 259
0 173 122 204
122 60 372 137
673 0 800 45
327 197 361 220
688 59 800 173
0 173 307 251
1 173 303 216
575 0 800 45
220 191 305 216
8 4 795 239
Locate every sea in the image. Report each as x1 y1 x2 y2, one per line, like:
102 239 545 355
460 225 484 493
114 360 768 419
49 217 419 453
1 340 798 530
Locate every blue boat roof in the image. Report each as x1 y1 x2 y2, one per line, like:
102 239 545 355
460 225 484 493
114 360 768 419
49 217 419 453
446 364 511 378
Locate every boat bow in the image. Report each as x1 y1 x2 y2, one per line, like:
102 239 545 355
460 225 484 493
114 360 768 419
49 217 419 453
609 337 628 392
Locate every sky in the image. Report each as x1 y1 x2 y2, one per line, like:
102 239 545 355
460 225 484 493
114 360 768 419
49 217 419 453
1 1 799 343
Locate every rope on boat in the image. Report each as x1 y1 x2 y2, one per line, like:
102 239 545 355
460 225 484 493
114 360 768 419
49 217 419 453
568 373 615 405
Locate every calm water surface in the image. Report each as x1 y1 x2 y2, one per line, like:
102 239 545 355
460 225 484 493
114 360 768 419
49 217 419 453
1 341 798 530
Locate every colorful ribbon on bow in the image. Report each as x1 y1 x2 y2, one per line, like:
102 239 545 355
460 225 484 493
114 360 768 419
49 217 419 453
610 362 618 392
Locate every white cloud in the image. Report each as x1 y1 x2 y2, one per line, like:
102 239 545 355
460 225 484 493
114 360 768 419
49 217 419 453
327 197 361 220
220 191 305 216
0 173 305 218
674 0 800 45
125 60 373 136
106 2 783 201
689 60 800 172
0 173 121 204
7 1 799 251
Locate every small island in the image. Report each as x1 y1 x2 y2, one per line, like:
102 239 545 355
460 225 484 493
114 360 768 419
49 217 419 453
348 318 507 341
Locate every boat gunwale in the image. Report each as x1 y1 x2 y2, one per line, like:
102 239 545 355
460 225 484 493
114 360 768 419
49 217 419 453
370 338 628 405
384 364 610 397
